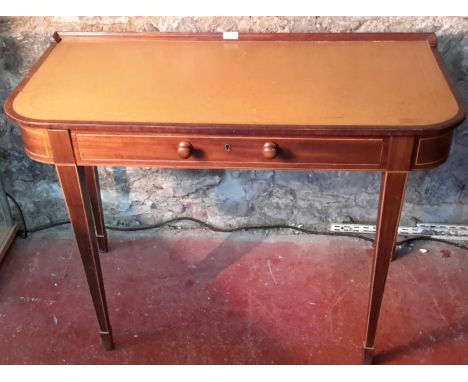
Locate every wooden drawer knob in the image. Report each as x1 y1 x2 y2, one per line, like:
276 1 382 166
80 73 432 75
177 141 193 159
263 142 278 160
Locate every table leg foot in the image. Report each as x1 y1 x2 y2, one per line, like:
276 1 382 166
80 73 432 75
100 329 114 350
362 344 375 365
97 235 108 253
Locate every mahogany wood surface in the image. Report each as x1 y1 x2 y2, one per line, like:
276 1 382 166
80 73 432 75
18 125 52 163
362 136 414 364
71 133 387 170
48 130 114 350
4 32 467 364
84 166 108 253
54 31 439 44
16 124 458 172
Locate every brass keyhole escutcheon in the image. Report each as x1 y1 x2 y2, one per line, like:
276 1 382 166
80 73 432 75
225 143 231 152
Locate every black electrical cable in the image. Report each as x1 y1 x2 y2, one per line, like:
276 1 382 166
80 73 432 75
5 192 28 239
24 216 375 242
395 236 468 251
5 192 468 251
106 216 377 243
28 220 70 233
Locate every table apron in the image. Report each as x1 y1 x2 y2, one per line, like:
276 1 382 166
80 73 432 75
18 126 454 171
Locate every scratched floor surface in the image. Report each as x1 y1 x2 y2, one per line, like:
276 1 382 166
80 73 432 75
0 228 467 364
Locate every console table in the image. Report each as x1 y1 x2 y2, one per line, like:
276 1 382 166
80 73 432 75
5 32 465 364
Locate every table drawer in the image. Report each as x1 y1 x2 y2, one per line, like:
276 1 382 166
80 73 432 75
72 133 386 169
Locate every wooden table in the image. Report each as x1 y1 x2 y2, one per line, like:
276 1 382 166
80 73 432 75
5 32 465 364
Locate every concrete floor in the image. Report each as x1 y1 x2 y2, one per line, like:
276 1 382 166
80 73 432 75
0 227 467 364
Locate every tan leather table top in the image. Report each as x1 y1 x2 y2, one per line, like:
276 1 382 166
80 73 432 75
11 36 460 128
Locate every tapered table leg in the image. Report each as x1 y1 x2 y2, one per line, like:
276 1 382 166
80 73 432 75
84 166 108 253
361 136 414 364
362 171 408 364
57 165 114 350
49 130 113 350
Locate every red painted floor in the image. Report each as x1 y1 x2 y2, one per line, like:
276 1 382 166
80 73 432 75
0 228 467 364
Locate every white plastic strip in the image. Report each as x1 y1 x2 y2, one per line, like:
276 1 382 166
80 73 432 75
330 224 468 241
223 31 239 40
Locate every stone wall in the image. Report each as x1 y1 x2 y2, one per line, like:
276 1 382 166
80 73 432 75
0 17 467 230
